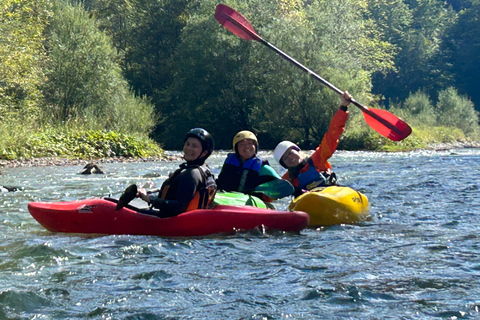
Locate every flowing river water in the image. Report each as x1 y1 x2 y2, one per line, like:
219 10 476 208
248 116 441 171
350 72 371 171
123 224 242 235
1 148 480 319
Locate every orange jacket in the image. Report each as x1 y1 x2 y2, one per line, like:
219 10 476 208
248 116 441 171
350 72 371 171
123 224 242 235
282 108 349 187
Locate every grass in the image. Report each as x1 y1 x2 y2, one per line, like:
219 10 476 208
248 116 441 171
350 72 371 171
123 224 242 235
340 122 475 152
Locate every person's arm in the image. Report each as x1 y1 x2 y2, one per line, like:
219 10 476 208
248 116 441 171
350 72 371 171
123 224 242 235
310 91 352 170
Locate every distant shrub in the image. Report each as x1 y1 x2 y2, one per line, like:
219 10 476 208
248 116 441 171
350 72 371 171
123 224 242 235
436 87 479 137
388 90 436 127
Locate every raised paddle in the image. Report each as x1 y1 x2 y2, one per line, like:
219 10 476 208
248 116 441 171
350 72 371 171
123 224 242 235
215 4 412 141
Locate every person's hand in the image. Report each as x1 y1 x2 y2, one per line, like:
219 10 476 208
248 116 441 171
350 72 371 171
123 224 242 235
137 188 150 202
340 90 352 107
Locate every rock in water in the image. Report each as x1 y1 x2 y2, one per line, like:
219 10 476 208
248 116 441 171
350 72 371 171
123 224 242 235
80 163 104 174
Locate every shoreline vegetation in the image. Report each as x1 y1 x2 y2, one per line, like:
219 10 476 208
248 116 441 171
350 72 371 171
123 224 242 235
3 0 480 165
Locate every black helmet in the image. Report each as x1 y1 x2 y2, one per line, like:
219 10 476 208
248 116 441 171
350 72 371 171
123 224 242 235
185 128 214 158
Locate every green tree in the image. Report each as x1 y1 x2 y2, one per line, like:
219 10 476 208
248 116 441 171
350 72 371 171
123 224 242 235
439 0 480 111
157 0 395 149
0 0 50 122
388 89 436 127
43 0 155 135
370 0 456 106
83 0 188 104
253 0 395 147
436 87 479 136
155 0 263 149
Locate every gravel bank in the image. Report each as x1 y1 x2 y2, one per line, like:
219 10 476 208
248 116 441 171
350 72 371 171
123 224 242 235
0 155 179 169
425 141 480 151
1 141 479 169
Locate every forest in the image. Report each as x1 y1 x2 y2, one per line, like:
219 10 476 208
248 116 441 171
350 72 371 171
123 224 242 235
1 0 479 159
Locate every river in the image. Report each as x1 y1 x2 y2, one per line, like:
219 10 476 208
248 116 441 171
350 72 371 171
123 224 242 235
1 148 479 319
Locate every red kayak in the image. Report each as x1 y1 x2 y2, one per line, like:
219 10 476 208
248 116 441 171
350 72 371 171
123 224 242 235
28 198 309 237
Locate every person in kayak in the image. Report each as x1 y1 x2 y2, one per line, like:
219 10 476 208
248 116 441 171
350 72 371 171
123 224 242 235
216 130 286 201
273 91 353 197
136 128 217 218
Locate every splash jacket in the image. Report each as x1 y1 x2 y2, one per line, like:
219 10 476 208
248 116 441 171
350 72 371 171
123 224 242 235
146 163 216 218
282 108 348 195
217 153 279 194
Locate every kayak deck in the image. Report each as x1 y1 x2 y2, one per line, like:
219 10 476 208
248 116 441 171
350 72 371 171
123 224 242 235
28 198 309 237
289 186 370 226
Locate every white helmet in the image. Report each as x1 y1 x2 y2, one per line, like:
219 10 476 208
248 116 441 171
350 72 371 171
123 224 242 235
274 141 300 167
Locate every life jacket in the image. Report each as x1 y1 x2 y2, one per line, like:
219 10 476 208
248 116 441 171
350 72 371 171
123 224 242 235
159 163 217 211
219 153 264 192
290 158 337 190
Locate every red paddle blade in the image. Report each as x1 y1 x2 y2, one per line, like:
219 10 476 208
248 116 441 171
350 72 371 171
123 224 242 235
215 4 261 41
363 108 412 141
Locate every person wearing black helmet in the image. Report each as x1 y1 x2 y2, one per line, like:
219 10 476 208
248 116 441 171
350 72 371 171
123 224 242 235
136 128 217 218
216 130 287 202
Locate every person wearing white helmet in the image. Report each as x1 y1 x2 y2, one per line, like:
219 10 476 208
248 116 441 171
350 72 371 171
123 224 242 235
273 91 353 196
217 130 283 201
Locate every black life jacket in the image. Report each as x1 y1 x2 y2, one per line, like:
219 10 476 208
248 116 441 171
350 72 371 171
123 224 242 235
159 163 217 211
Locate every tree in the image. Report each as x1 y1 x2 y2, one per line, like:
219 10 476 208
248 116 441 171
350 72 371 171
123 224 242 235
0 0 50 123
43 0 155 135
83 0 188 119
155 0 396 149
253 0 395 147
369 0 456 107
439 0 480 112
436 87 479 136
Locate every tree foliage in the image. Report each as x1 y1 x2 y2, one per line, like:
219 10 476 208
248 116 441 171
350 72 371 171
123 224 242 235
0 0 50 122
2 0 479 157
436 87 479 136
369 0 457 106
150 0 396 149
42 0 156 135
439 0 480 111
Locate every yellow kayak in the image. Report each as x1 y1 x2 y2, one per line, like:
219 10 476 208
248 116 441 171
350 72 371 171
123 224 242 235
288 186 370 226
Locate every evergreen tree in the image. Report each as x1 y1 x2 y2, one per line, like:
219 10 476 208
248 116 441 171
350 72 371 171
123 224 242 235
440 0 480 111
369 0 456 107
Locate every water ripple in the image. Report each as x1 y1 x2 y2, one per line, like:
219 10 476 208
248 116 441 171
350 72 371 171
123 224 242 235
1 149 480 318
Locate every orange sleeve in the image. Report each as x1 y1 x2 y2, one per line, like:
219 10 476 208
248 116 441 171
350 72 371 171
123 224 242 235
310 109 349 171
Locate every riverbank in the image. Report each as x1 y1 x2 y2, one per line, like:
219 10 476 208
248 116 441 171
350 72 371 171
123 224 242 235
1 141 479 169
423 141 480 151
0 155 178 169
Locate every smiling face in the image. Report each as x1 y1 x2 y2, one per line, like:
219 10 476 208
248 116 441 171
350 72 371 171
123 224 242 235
236 139 257 160
183 137 207 161
281 147 303 168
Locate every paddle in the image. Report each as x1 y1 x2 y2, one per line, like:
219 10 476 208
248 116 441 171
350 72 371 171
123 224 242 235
115 185 161 210
115 184 138 210
214 4 412 142
254 179 294 199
